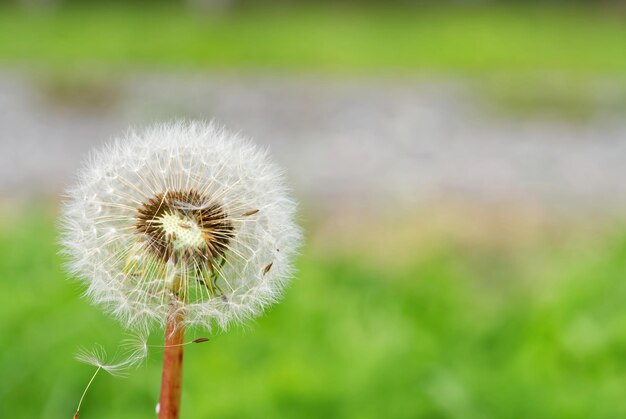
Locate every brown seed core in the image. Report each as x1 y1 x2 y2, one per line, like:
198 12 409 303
135 190 234 269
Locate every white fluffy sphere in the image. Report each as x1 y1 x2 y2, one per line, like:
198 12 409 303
61 121 301 331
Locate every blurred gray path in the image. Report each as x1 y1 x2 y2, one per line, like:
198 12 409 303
1 73 625 212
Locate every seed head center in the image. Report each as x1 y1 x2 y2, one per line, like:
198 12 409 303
136 190 234 264
158 212 205 250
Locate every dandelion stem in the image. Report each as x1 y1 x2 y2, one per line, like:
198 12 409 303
158 306 185 419
74 366 101 419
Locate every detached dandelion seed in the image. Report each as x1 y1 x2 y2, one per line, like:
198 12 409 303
61 121 302 418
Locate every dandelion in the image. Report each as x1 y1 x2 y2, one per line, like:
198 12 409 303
61 121 301 418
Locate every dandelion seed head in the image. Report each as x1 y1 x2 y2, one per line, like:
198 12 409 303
61 121 302 331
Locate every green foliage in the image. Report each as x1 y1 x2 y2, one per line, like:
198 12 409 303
0 5 625 75
1 210 626 418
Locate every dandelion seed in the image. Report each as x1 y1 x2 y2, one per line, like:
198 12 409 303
74 342 148 418
241 209 260 217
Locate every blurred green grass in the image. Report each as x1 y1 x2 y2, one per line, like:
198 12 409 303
2 210 626 418
1 5 626 75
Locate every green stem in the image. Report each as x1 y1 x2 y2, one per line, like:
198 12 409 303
73 366 101 419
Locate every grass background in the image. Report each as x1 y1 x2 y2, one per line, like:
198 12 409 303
2 209 626 418
1 5 626 76
2 3 626 418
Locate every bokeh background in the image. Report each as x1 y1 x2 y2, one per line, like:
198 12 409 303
2 0 626 417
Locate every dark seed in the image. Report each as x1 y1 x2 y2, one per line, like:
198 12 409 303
242 209 260 217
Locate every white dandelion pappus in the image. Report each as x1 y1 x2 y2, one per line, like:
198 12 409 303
61 121 301 332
